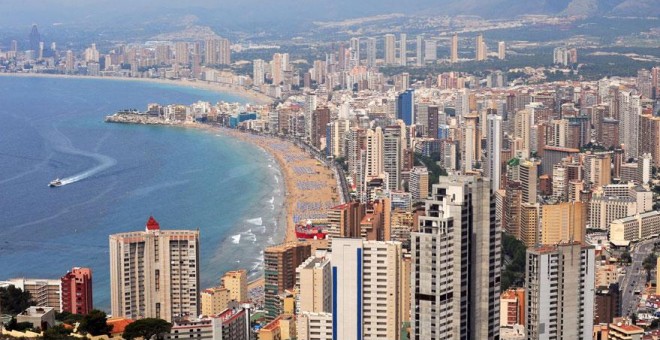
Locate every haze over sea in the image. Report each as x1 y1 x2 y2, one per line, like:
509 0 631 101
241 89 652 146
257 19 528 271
0 76 285 310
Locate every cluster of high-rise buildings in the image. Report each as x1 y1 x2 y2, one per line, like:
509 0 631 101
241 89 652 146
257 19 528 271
3 25 660 340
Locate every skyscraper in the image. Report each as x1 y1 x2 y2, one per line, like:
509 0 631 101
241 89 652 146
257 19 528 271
424 39 437 62
175 42 189 65
618 91 641 159
264 242 311 320
61 267 93 315
487 114 503 190
498 41 506 60
411 176 501 340
396 89 415 126
415 35 423 66
526 243 595 340
399 33 407 66
29 24 41 53
109 216 200 321
384 34 396 65
409 166 429 201
451 34 459 63
366 37 377 67
383 126 402 191
332 238 402 340
253 59 265 86
476 34 486 61
350 37 360 67
519 160 538 204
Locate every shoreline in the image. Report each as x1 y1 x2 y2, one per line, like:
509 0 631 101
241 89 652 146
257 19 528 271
0 72 274 105
105 119 339 290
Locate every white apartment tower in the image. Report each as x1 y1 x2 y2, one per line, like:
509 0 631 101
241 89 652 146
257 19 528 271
366 37 377 67
364 127 384 183
332 238 402 340
525 243 595 340
384 34 396 65
253 59 265 86
487 114 503 190
109 217 200 322
399 33 407 66
411 176 501 340
383 126 402 191
416 35 424 66
618 91 641 159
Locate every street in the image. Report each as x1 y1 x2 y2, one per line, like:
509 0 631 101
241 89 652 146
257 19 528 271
619 239 656 316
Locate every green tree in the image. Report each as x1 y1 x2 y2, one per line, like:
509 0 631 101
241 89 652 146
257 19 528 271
78 309 112 336
4 317 34 332
122 318 173 340
501 232 527 290
55 311 84 324
0 285 35 315
620 250 632 264
643 253 657 283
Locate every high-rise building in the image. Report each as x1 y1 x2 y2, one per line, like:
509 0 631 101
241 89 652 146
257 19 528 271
399 33 407 66
296 251 333 340
222 270 247 303
476 34 486 61
311 107 330 149
424 39 437 62
174 42 189 65
427 105 439 139
364 127 384 183
618 91 641 159
415 35 423 66
498 41 506 60
332 238 402 340
463 114 479 172
525 243 595 340
384 34 396 65
253 59 265 86
411 176 501 340
541 202 586 245
264 242 311 320
396 89 415 126
349 37 360 68
409 166 429 201
487 114 503 190
200 286 230 316
451 34 459 63
366 37 377 67
520 203 540 247
29 24 41 53
61 267 93 315
383 126 402 191
109 216 200 321
519 160 538 204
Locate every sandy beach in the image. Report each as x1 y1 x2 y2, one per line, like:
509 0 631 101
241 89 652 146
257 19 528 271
0 72 274 105
219 130 340 243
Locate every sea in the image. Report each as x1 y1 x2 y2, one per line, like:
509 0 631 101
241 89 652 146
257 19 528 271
0 76 286 311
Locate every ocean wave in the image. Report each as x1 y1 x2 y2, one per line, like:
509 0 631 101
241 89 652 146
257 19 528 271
246 217 263 226
231 234 241 244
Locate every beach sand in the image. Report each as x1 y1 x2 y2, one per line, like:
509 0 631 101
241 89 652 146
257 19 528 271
220 130 339 243
0 72 274 105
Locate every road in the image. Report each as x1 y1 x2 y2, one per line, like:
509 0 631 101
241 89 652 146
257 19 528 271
619 239 656 316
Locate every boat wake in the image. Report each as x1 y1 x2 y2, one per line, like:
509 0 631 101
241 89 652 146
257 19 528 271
59 152 117 186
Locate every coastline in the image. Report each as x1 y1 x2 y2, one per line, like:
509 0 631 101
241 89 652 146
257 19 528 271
104 119 338 290
0 72 274 105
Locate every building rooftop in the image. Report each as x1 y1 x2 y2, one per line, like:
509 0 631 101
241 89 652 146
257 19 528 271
20 306 54 317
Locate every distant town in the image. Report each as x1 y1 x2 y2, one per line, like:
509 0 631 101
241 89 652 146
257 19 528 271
1 11 660 340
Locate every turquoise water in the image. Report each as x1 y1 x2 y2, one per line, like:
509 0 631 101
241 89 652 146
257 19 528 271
0 76 285 310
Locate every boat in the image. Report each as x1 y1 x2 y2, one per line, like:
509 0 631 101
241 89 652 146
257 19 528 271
48 178 63 187
295 221 328 240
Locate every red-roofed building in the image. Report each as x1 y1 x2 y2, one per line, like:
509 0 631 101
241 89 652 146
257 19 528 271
107 317 135 337
608 322 643 340
146 216 160 231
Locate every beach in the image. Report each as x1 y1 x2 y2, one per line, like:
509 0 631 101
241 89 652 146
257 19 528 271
219 130 339 243
0 72 273 105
